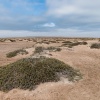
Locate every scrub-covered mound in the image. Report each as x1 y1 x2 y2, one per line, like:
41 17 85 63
0 58 82 92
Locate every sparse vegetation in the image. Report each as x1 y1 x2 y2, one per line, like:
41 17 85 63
56 48 62 51
43 41 50 44
34 46 62 54
46 46 61 52
62 41 73 44
80 41 88 45
9 39 16 42
0 58 82 92
40 40 50 44
46 46 56 51
6 49 28 58
34 46 45 54
49 40 57 43
62 41 88 47
0 39 6 42
90 43 100 49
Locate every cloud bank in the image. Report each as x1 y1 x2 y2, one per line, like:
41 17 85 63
0 0 100 37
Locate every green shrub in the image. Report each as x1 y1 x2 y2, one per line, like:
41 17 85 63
34 46 61 54
0 58 82 92
47 46 56 51
46 46 61 52
34 46 44 54
56 48 62 51
80 41 88 45
6 49 28 58
9 39 16 42
61 43 68 46
90 43 100 49
70 42 81 46
62 41 88 47
62 41 72 44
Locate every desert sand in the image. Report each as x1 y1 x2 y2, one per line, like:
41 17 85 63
0 38 100 100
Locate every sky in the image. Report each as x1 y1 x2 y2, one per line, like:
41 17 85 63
0 0 100 38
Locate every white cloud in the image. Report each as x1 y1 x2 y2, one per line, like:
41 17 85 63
0 29 99 38
46 0 100 18
0 0 100 38
42 22 56 27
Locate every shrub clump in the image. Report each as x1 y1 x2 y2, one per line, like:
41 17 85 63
0 58 82 92
34 46 62 54
6 49 28 58
90 43 100 49
62 41 73 44
56 48 62 51
62 41 87 47
34 46 45 54
47 46 56 51
46 46 61 52
9 39 16 42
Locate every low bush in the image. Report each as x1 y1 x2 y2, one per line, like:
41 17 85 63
70 42 81 46
62 41 88 47
80 41 88 45
90 43 100 49
34 46 62 54
47 46 56 51
62 41 73 44
0 58 82 92
6 49 28 58
56 48 62 51
9 39 16 42
34 46 44 54
46 46 61 52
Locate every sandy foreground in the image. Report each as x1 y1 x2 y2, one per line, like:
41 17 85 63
0 38 100 100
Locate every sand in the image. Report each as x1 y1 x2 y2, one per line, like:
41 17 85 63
0 38 100 100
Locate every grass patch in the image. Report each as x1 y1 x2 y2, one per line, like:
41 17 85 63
0 58 82 92
6 49 28 58
90 43 100 49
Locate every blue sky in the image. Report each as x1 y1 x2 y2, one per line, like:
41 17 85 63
0 0 100 37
